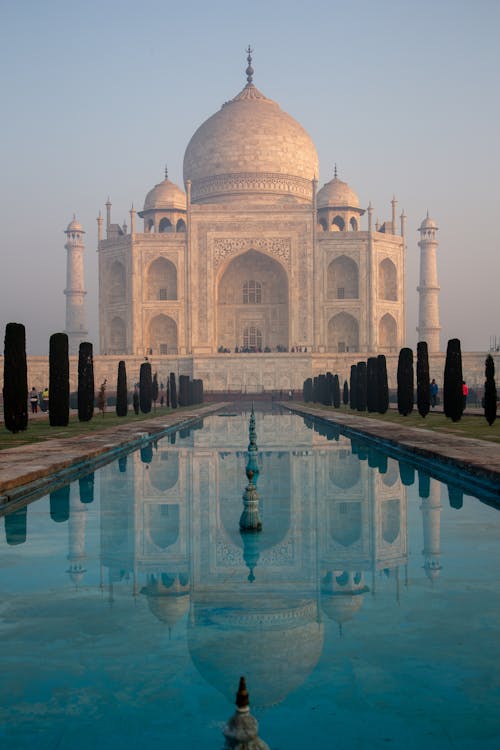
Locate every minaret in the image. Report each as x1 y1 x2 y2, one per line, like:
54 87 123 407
64 215 88 354
420 477 442 582
66 484 88 586
417 213 441 352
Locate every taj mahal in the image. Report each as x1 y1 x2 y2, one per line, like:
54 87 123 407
59 49 454 393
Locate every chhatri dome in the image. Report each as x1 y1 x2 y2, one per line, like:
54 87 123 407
143 168 187 212
183 47 319 204
317 168 360 209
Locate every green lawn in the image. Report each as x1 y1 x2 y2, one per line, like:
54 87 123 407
0 407 176 451
297 404 500 443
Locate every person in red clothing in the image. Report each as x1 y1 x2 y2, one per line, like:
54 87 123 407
462 381 469 409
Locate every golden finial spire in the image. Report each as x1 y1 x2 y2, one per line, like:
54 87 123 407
164 165 168 180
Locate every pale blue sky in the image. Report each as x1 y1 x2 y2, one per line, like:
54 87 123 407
1 0 499 353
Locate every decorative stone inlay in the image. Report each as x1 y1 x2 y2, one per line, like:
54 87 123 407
213 237 291 268
209 601 317 628
192 172 313 203
215 536 294 565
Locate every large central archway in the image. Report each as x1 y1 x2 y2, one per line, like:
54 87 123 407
217 249 289 352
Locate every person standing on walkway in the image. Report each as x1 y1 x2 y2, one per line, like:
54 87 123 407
29 387 39 414
41 387 49 412
430 379 438 408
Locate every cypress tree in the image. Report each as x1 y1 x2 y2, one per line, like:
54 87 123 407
397 347 414 416
139 362 152 413
333 374 341 408
3 322 28 433
4 506 27 545
116 360 128 417
416 341 430 418
303 378 313 402
313 376 320 403
356 361 367 411
343 379 349 406
152 372 159 408
79 472 95 504
325 372 334 405
484 354 497 426
77 342 94 422
349 365 358 410
366 357 379 412
132 388 140 415
49 333 69 427
50 486 70 523
377 355 389 414
166 378 170 407
169 372 178 408
179 374 189 406
443 338 463 422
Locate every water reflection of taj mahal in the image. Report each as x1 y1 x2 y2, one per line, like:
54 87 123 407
59 411 444 707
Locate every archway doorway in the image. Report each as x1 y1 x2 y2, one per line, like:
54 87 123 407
217 249 289 352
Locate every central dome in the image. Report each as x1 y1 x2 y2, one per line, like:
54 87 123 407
183 79 319 205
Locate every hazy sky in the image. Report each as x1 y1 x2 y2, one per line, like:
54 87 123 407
1 0 499 354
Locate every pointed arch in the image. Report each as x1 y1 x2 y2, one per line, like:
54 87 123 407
108 260 126 304
350 217 358 231
148 452 179 491
330 501 362 546
176 218 186 232
158 218 173 233
379 313 397 351
382 499 400 543
147 257 177 300
149 314 178 355
379 258 398 300
327 255 359 299
332 215 345 231
147 504 180 549
328 312 359 353
109 316 126 354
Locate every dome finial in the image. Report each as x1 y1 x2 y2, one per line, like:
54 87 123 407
334 163 338 179
245 45 254 85
164 164 168 180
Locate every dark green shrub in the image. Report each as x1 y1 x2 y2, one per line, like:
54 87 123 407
152 372 159 407
4 507 27 545
303 378 313 402
116 360 128 417
77 342 94 422
484 354 497 426
343 380 349 406
416 341 430 418
397 347 414 416
366 357 379 412
169 372 178 409
79 473 95 504
349 365 358 410
49 333 69 426
356 361 367 411
443 338 463 422
3 322 28 433
132 388 140 415
139 362 152 413
377 355 389 414
179 374 189 406
50 486 70 523
333 374 341 408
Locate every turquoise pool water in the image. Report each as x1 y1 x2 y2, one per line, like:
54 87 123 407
1 408 499 749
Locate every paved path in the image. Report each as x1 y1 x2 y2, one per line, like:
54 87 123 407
0 403 225 506
286 404 500 485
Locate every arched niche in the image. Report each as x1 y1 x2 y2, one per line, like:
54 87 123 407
176 218 186 232
108 260 126 304
147 504 180 549
350 217 358 231
148 453 179 491
332 215 345 231
109 316 126 354
330 501 362 546
327 256 359 299
328 312 359 353
146 218 155 233
382 499 400 543
379 313 397 351
329 452 361 489
149 313 178 355
319 218 328 232
382 459 400 487
159 218 173 233
379 258 397 300
217 249 289 352
147 257 177 300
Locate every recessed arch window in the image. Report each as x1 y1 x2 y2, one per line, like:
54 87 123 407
350 217 358 231
332 215 345 231
243 325 262 351
176 218 186 232
243 280 262 304
158 218 172 233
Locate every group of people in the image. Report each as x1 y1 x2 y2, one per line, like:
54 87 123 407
29 387 49 414
430 379 468 409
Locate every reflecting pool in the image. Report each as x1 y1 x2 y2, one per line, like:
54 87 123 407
1 408 499 749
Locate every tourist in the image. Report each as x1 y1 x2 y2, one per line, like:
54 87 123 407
41 387 49 412
462 381 468 409
29 387 38 414
430 379 438 408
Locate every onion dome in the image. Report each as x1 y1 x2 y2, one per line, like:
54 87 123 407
317 175 360 210
419 212 438 231
65 215 84 233
222 676 270 750
183 50 318 204
143 173 187 212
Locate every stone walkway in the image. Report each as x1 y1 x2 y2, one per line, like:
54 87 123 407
0 403 226 506
286 404 500 487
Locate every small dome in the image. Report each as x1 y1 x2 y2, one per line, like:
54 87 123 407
317 177 360 209
66 216 83 233
420 213 438 230
143 177 187 212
